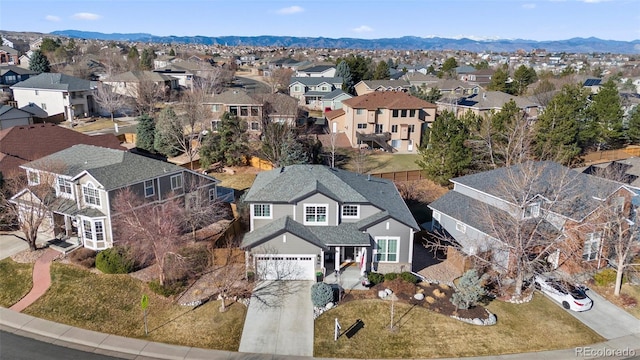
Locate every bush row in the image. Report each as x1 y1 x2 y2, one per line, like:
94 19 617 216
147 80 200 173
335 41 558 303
367 271 418 285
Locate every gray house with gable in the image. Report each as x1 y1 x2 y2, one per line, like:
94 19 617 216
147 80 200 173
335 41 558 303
240 165 419 280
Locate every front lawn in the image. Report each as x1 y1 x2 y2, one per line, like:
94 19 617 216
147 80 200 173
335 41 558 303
314 294 603 358
0 258 33 307
24 263 246 351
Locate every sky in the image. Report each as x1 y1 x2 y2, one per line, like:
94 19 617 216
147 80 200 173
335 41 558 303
1 0 639 42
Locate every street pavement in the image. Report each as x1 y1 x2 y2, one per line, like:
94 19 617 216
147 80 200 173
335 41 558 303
239 281 314 356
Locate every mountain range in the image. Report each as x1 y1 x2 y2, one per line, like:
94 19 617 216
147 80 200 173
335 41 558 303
51 30 640 54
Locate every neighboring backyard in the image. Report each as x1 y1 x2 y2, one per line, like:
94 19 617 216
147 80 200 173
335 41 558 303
314 294 604 358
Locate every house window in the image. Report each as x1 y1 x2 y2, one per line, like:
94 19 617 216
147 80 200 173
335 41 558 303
408 124 415 133
375 237 398 262
432 211 441 221
391 125 398 133
240 106 249 116
583 232 601 261
170 174 183 190
357 123 367 129
27 170 40 185
613 196 625 213
391 139 401 149
41 103 47 110
523 202 541 218
375 124 383 133
251 121 260 130
456 221 466 233
209 188 216 203
356 109 364 115
253 204 272 218
401 110 407 117
5 75 16 83
144 180 155 197
35 90 39 95
251 107 260 116
392 110 399 117
293 85 300 92
211 104 221 112
211 119 221 131
83 183 101 207
57 177 72 196
82 219 107 250
342 205 359 218
409 109 416 117
377 109 384 115
229 106 238 116
304 204 328 225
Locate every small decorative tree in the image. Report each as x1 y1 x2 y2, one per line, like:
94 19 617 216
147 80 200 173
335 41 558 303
311 282 334 307
450 269 486 310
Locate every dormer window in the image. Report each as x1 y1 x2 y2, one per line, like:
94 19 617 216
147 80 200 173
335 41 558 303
523 202 541 219
341 205 359 218
27 170 40 185
57 177 72 196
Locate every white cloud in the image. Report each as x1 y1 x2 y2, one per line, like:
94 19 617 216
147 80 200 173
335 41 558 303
45 15 61 22
72 12 102 20
276 6 304 15
522 3 536 9
352 25 373 33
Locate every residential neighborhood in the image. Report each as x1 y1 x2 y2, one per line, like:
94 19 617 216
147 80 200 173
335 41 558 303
0 25 639 360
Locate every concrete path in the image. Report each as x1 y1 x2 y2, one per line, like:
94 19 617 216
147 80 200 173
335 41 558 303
10 248 59 312
239 281 314 356
565 289 640 340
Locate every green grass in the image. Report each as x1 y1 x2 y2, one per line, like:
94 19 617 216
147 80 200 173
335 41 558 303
24 263 246 351
314 294 603 358
0 258 33 307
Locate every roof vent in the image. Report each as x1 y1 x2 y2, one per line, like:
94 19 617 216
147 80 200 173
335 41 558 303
367 174 371 181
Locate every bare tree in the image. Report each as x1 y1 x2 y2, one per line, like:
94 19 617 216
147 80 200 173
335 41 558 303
350 148 371 174
112 188 187 286
181 176 231 241
1 163 65 251
210 234 251 312
133 79 165 115
265 68 294 93
95 83 127 121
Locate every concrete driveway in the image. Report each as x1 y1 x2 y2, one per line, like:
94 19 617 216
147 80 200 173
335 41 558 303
239 281 314 356
561 289 640 339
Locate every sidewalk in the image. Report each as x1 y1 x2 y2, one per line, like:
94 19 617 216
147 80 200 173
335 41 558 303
10 248 59 312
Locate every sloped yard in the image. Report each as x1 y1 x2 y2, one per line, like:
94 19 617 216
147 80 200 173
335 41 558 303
0 258 33 307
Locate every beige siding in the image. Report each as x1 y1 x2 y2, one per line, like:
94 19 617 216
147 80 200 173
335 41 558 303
252 232 323 255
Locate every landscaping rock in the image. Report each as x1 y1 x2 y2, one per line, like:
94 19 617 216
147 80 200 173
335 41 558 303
485 313 497 325
385 288 393 296
325 302 334 310
414 293 425 300
472 318 483 325
378 290 388 299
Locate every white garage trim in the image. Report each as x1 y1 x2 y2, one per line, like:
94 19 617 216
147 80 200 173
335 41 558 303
255 254 316 280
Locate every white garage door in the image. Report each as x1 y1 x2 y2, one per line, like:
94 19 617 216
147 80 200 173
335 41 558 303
255 254 316 280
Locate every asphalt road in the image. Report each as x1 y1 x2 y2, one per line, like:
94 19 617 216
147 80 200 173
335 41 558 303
0 330 124 360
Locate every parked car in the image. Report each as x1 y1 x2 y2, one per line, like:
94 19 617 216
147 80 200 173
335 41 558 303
534 274 593 312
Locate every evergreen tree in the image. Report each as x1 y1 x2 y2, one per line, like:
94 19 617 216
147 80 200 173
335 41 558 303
386 58 395 70
372 61 390 80
28 49 50 73
450 269 485 310
410 85 442 103
627 107 640 145
416 111 471 186
169 48 176 56
127 46 139 61
512 65 537 95
533 84 585 165
487 66 511 93
139 48 155 70
581 79 624 151
135 114 156 153
474 60 489 70
439 57 458 79
335 60 353 93
338 55 372 85
199 112 249 167
154 107 183 157
40 37 60 53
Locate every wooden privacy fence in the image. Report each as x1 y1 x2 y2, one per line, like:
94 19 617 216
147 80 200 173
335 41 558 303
248 156 273 170
582 146 640 165
370 170 427 182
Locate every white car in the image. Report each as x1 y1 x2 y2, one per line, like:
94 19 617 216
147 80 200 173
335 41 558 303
534 275 593 312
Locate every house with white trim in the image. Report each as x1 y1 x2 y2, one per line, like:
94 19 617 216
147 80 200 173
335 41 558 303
240 165 419 280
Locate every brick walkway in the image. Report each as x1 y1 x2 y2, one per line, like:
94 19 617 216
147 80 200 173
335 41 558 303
10 248 59 312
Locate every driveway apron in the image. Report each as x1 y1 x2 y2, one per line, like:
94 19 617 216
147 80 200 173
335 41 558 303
239 280 314 356
564 290 640 339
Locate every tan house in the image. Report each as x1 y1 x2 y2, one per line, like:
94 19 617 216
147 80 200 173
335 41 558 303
354 80 411 96
103 70 178 98
328 91 436 153
436 91 540 121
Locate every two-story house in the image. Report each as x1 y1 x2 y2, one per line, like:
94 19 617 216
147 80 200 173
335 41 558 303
288 77 343 110
428 161 636 277
240 165 419 280
353 80 411 96
0 45 19 65
10 144 218 251
0 65 37 91
295 65 337 78
327 91 437 153
11 73 97 121
102 70 177 99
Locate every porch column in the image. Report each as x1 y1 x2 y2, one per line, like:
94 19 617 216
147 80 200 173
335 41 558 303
334 247 341 273
320 249 325 275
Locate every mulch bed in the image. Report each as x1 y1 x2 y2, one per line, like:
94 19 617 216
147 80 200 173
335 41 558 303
341 278 489 320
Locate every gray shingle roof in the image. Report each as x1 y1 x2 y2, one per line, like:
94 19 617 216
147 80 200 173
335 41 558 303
455 91 539 109
298 65 335 73
209 89 261 105
362 80 410 89
240 215 371 249
451 161 622 222
11 73 94 92
289 77 343 86
322 89 350 100
24 144 188 191
245 165 419 230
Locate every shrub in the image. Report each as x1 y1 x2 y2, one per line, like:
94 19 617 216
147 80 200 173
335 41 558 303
425 296 436 304
620 293 638 308
433 289 446 298
384 272 398 282
148 280 185 297
69 248 96 268
367 272 384 285
95 247 134 274
594 268 617 286
400 272 418 284
439 283 450 290
311 282 334 307
450 269 486 310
